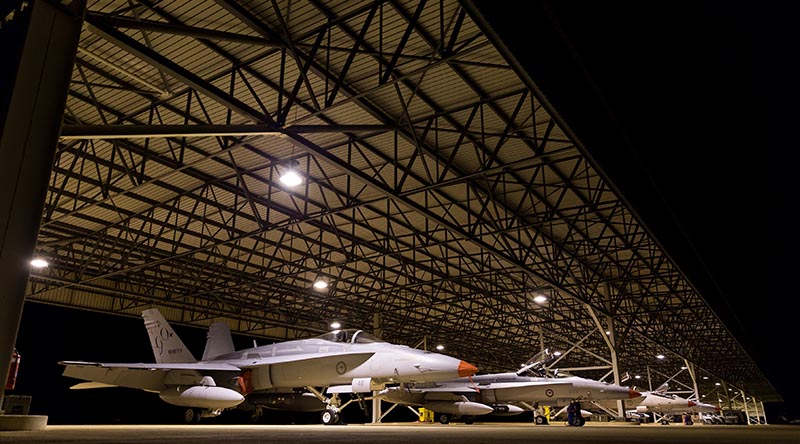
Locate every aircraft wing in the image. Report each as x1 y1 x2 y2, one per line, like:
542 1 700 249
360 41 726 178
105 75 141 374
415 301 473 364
61 351 376 393
224 351 375 369
480 381 572 391
62 362 175 392
60 360 241 371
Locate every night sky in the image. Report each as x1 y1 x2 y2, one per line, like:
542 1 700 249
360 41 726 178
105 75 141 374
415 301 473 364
5 0 796 425
470 0 795 420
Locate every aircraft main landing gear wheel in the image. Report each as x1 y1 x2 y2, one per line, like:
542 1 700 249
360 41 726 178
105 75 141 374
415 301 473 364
463 416 475 425
534 415 548 425
184 408 202 424
321 408 340 425
660 419 670 425
438 413 450 424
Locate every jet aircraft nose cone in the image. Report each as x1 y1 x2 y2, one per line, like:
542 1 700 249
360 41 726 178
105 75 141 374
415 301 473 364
687 400 697 407
458 360 478 377
629 388 642 399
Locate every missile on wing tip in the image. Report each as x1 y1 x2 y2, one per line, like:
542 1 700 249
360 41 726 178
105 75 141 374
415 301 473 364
424 401 494 416
458 360 479 377
159 385 244 409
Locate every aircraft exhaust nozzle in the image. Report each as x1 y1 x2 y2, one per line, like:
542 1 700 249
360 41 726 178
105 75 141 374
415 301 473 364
687 400 697 407
458 360 478 377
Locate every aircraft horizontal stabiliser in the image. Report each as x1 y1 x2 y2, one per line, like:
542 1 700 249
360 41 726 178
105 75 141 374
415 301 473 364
60 309 478 424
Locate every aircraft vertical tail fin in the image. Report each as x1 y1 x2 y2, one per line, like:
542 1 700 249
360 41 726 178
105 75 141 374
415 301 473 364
202 322 236 360
142 309 196 363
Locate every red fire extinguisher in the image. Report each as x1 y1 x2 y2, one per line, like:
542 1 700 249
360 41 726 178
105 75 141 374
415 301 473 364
5 349 20 390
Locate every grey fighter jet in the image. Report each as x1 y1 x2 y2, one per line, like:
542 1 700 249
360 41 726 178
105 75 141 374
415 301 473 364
369 350 640 425
626 383 720 424
60 309 478 424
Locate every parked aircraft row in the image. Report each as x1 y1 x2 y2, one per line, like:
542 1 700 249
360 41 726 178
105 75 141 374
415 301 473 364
364 349 641 425
60 309 717 425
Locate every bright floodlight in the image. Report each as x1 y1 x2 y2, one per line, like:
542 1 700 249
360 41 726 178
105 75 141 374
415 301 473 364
313 279 329 290
656 354 666 360
330 322 341 329
280 170 302 186
30 258 49 268
435 344 444 351
532 294 547 304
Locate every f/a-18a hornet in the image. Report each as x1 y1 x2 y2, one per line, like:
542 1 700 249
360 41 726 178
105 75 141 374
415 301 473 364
61 309 478 424
627 383 720 425
351 349 640 425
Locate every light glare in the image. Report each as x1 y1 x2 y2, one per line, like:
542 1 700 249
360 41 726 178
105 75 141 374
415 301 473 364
30 258 48 268
280 170 302 186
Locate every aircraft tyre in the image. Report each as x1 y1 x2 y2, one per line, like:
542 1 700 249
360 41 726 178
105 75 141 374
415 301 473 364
535 415 548 425
463 416 475 425
661 419 670 425
321 408 340 425
184 408 202 424
438 413 450 424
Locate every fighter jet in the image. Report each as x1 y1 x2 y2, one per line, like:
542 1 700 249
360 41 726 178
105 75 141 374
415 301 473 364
364 349 641 425
60 309 477 424
626 383 720 424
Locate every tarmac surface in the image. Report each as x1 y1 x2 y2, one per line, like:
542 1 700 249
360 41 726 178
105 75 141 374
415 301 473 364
1 422 799 444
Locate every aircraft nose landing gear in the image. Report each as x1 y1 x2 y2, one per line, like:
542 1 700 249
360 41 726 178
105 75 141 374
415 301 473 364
321 407 341 425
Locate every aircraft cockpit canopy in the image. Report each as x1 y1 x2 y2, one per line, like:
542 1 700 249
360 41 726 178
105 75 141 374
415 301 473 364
316 329 383 344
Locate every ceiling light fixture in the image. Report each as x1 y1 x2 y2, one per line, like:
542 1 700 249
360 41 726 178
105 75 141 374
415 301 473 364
30 258 49 268
280 169 302 187
313 279 328 290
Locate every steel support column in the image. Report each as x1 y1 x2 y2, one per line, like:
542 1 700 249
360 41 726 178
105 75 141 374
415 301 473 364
0 0 84 411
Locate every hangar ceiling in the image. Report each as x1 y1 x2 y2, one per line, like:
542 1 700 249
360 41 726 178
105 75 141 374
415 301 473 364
23 0 779 404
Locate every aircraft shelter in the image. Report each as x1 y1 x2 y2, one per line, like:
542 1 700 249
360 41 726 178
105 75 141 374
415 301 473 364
0 0 779 426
